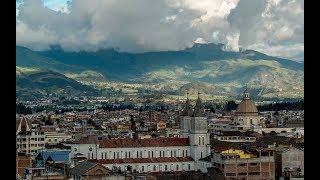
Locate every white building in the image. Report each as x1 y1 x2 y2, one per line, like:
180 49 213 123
68 93 212 173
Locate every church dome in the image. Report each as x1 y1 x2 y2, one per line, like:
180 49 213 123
236 88 258 116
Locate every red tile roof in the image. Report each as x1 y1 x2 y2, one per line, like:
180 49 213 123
89 157 194 164
99 137 190 148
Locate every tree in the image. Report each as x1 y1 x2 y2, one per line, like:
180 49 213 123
226 101 238 111
16 103 32 115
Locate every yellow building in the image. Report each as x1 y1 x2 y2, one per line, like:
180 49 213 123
221 149 256 159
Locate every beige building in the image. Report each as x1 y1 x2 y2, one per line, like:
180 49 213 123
44 132 72 145
16 117 45 155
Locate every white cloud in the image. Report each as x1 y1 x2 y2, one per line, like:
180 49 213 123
16 0 303 61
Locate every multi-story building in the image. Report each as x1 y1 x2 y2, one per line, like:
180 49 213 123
44 131 72 145
212 148 275 180
67 93 211 173
16 118 45 155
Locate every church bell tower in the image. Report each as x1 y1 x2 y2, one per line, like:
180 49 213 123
189 92 211 161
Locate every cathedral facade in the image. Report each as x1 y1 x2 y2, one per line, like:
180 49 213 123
68 93 211 173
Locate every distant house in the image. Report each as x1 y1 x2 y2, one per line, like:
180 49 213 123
69 161 122 180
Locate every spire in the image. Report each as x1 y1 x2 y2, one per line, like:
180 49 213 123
243 85 250 100
193 91 205 117
182 92 193 116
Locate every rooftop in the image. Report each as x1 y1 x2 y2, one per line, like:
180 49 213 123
99 137 190 148
89 156 194 164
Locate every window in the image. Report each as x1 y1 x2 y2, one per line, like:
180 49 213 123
176 165 179 170
201 152 203 158
148 151 150 158
199 137 201 145
174 151 176 157
239 163 246 166
54 139 57 142
49 139 51 142
105 152 107 159
152 151 154 158
129 151 131 158
91 153 94 159
153 165 156 171
137 151 139 158
171 151 173 157
117 152 119 158
188 164 191 170
114 152 116 159
202 137 205 145
140 151 143 158
238 173 247 176
250 163 258 166
248 172 260 175
225 173 236 176
101 153 104 159
142 166 144 172
165 165 168 171
125 152 127 158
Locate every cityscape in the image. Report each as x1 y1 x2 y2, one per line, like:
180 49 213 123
16 0 304 179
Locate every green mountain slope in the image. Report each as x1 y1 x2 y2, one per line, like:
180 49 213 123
16 43 304 100
16 66 101 100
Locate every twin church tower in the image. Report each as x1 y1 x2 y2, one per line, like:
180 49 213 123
180 92 211 161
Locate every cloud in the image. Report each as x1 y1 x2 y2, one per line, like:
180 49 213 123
16 0 303 61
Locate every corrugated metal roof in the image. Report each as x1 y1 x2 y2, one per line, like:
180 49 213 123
39 150 70 163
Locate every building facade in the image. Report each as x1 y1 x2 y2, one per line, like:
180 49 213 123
16 118 45 155
212 149 275 180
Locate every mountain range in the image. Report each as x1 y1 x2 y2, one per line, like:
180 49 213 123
16 43 304 101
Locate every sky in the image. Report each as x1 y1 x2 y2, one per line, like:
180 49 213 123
16 0 304 62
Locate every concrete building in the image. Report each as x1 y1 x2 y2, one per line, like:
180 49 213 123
212 148 275 180
45 132 72 145
16 117 45 155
